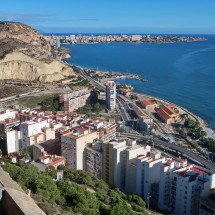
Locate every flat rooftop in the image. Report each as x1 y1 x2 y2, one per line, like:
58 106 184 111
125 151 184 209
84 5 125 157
63 130 97 139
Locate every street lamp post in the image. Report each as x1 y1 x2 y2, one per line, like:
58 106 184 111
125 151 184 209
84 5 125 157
147 192 151 210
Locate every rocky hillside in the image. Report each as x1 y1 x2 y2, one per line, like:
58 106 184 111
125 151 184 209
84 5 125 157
0 21 75 82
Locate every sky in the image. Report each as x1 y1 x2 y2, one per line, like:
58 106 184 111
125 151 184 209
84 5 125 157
0 0 215 34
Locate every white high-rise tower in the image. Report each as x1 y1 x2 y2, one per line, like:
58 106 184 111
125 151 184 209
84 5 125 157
106 81 116 110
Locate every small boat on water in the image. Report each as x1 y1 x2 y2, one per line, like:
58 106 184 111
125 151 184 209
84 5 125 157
135 75 149 82
139 77 149 82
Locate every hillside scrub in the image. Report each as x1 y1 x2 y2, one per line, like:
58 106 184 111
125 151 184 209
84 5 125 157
3 163 147 215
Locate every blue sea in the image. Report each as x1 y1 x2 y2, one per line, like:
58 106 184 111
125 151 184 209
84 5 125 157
62 35 215 129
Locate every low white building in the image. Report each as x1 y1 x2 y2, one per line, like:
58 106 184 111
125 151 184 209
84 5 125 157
131 35 142 42
0 109 16 121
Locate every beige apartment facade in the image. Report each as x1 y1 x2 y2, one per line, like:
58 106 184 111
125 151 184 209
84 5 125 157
61 129 99 170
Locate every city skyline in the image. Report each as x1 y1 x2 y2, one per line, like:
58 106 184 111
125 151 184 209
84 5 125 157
0 0 215 34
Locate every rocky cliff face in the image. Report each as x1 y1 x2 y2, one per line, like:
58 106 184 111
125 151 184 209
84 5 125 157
0 21 75 82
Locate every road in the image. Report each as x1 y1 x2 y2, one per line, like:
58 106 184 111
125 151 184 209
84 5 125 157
121 132 215 173
78 67 131 123
117 97 131 122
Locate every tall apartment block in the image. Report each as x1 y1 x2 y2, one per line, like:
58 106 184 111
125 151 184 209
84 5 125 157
158 158 215 215
59 88 91 112
102 138 150 191
85 142 102 179
102 139 126 187
106 81 116 110
136 150 165 205
61 127 99 170
125 143 151 194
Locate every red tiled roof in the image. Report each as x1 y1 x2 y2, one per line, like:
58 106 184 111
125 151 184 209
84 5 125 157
141 99 156 106
41 156 49 160
119 88 129 93
190 167 210 176
161 105 176 116
133 105 145 118
156 104 178 122
0 118 19 124
46 157 65 167
177 166 210 180
157 108 172 121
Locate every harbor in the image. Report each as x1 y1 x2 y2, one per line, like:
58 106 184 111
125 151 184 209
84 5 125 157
83 68 149 83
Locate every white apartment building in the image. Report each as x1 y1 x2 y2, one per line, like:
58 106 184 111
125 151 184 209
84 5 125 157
20 120 52 148
110 139 150 192
112 139 127 190
158 158 188 211
0 109 16 121
6 129 20 154
158 158 215 215
61 127 99 170
131 35 142 42
0 118 20 155
136 151 165 205
85 142 102 179
125 144 151 194
106 81 116 110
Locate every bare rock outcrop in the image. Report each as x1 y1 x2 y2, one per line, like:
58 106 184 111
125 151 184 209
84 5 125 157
0 21 75 82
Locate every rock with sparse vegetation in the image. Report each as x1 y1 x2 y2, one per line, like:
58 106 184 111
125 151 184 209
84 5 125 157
0 21 76 82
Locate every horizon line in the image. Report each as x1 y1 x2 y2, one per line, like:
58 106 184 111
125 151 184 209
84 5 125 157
41 32 215 36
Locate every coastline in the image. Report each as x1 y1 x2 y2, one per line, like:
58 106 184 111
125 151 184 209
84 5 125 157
61 38 207 46
71 63 215 137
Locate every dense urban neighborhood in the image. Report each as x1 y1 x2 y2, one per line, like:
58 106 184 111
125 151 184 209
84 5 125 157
1 67 215 215
0 20 214 215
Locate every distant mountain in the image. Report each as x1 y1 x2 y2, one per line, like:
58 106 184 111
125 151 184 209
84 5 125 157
0 21 75 82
